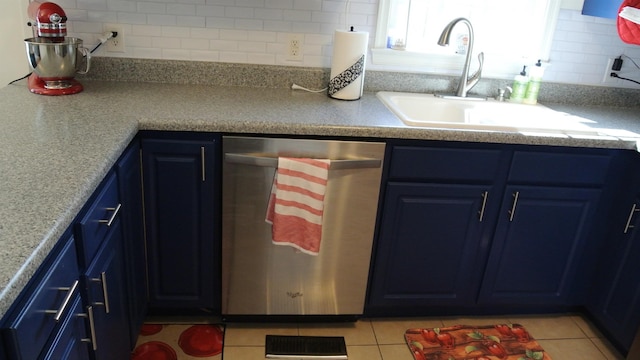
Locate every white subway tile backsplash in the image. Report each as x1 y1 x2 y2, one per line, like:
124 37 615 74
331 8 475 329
137 2 167 14
162 26 191 37
177 16 205 27
293 0 322 11
255 8 284 20
206 17 235 29
235 19 264 30
182 37 210 49
117 12 147 24
68 1 639 87
210 39 239 50
167 3 196 15
283 10 312 22
265 0 293 10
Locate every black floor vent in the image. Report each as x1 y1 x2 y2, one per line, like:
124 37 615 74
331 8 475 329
265 335 347 359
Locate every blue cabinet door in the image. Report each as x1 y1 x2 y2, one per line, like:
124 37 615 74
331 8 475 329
582 0 622 19
142 136 220 310
478 185 601 306
366 182 498 315
83 219 130 360
115 140 147 347
588 153 640 355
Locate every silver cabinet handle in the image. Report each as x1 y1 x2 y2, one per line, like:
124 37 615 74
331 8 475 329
624 203 640 234
508 191 519 222
201 146 206 182
224 153 382 170
90 272 110 313
98 203 121 227
478 191 488 222
79 306 98 351
45 280 79 322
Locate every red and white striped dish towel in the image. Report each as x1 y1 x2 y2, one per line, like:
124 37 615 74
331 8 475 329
265 157 330 256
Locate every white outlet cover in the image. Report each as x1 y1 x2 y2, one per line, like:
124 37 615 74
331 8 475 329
104 24 125 53
287 34 303 61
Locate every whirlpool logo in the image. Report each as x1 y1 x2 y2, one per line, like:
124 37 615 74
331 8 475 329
286 291 303 299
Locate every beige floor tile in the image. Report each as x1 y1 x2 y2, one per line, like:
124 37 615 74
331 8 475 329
590 337 625 360
370 318 443 345
378 344 414 360
509 314 588 339
223 323 298 346
537 338 609 360
346 345 383 360
222 346 265 360
297 320 377 345
571 314 605 338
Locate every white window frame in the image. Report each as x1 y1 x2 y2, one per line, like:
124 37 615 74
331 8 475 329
371 0 561 79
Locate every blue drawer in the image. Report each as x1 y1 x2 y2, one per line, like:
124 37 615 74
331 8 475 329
76 172 121 267
3 236 79 360
508 151 612 186
389 145 505 182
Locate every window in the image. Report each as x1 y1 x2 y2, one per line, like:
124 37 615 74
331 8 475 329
372 0 561 78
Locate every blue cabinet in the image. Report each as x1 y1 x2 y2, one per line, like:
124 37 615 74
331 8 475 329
141 134 221 311
587 153 640 355
115 140 147 346
582 0 622 19
75 171 131 359
367 183 499 315
81 219 130 360
40 294 89 360
367 143 615 315
0 236 90 360
478 186 601 306
366 143 509 315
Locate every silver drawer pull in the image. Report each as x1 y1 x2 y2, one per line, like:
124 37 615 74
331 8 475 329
624 203 640 234
90 272 110 313
478 191 488 222
45 280 79 322
79 306 98 351
224 153 382 170
98 203 121 227
508 191 519 222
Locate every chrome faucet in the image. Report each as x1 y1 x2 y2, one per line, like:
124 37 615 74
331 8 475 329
437 18 484 98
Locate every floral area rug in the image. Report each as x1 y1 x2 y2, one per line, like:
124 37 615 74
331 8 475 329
131 323 224 360
405 324 551 360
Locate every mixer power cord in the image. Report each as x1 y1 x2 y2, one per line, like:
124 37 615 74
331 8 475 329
90 31 117 54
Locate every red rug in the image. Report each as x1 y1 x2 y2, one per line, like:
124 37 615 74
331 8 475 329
132 324 224 360
405 324 551 360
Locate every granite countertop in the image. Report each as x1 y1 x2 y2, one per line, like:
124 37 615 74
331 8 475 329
1 79 639 318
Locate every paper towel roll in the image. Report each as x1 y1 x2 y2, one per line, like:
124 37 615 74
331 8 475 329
329 29 369 100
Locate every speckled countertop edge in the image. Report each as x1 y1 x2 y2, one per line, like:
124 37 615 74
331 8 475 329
0 79 639 319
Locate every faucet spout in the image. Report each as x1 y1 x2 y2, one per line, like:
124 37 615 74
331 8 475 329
437 17 484 98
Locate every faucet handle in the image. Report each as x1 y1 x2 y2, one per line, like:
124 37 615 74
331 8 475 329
496 86 512 101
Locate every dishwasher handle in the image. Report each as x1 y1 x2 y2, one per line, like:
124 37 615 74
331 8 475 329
224 153 382 170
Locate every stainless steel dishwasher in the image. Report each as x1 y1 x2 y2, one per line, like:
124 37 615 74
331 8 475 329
221 136 385 318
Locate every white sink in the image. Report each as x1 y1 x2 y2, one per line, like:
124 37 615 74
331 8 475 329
377 91 604 136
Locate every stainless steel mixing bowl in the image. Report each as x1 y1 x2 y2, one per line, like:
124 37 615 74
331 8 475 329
24 37 90 80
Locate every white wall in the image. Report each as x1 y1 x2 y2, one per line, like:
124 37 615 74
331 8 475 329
1 0 30 88
4 0 639 88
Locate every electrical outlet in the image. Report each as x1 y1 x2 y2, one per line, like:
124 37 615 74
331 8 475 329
105 25 125 53
287 34 303 61
602 58 619 84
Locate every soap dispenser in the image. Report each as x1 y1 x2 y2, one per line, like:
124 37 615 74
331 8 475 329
510 66 528 103
524 60 545 105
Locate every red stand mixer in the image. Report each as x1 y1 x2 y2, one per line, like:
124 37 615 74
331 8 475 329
25 1 90 95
